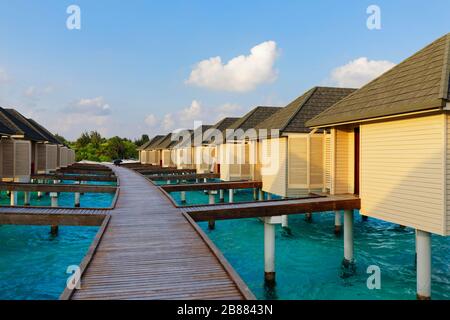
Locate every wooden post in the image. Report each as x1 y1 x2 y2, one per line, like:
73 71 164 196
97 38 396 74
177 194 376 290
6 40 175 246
208 192 215 230
264 220 275 285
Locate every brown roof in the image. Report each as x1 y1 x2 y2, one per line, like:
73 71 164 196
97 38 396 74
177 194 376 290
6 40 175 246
256 87 356 134
226 106 280 140
307 33 450 127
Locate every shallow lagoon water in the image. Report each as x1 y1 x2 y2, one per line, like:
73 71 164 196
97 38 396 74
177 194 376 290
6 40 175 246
199 212 450 300
0 225 98 300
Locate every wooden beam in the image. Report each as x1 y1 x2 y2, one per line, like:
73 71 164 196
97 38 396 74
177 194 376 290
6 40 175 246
31 174 117 182
56 168 114 176
149 173 220 181
0 182 117 193
138 169 197 175
161 181 262 192
0 212 106 226
187 197 361 222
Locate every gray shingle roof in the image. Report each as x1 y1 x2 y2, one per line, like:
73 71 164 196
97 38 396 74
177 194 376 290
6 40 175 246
139 135 164 150
26 118 63 144
226 106 280 140
203 117 239 144
307 33 450 127
0 108 48 141
256 87 356 134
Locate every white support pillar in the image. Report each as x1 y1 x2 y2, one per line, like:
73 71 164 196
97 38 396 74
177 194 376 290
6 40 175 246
416 230 431 300
267 193 272 200
343 209 354 268
50 192 58 207
24 192 30 206
181 191 186 204
334 210 342 235
229 189 234 203
281 215 288 228
74 192 81 208
37 179 43 199
10 191 18 206
264 220 276 284
208 192 215 230
219 189 224 203
258 189 264 201
253 188 257 200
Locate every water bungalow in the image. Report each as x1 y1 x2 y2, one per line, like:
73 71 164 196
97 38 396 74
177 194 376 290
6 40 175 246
200 117 239 174
138 135 164 164
254 87 355 198
306 33 450 300
219 106 280 181
154 133 177 167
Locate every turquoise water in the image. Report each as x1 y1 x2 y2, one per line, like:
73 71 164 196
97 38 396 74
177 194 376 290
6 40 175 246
199 212 450 300
170 188 283 206
0 225 98 300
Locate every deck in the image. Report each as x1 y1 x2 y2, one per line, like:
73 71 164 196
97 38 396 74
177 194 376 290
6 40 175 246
66 165 254 300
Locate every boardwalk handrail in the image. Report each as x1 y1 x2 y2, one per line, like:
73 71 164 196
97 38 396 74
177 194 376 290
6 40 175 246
160 181 262 192
148 173 220 181
0 182 117 193
31 174 117 182
184 195 361 221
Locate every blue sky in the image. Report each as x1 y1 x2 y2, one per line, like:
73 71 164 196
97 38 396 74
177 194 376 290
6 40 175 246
0 0 449 139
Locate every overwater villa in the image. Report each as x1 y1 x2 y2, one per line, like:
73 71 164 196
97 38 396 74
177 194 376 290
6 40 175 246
253 87 356 198
138 135 165 165
199 117 239 174
306 33 450 300
220 106 280 181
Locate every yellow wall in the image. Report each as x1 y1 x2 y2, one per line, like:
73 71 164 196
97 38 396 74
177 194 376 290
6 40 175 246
261 137 287 197
15 140 31 178
331 128 354 195
219 143 252 181
360 114 446 235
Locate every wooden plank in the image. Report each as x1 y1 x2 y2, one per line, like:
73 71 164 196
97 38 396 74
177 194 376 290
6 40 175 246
161 181 262 192
57 168 113 176
0 182 117 193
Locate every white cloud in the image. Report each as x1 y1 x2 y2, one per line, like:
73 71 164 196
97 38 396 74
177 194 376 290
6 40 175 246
144 114 158 127
215 103 242 119
186 41 279 92
67 96 111 116
328 57 396 88
162 113 175 131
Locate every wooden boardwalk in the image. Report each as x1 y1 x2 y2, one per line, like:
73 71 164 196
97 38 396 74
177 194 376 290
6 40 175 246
68 165 253 300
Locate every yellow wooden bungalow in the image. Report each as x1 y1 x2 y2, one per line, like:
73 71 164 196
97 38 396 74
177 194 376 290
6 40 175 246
152 133 176 167
220 106 280 181
139 135 164 165
254 87 355 198
199 117 239 174
306 33 450 300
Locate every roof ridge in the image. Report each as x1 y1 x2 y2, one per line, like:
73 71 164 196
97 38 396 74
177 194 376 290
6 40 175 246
279 87 317 133
5 108 47 141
